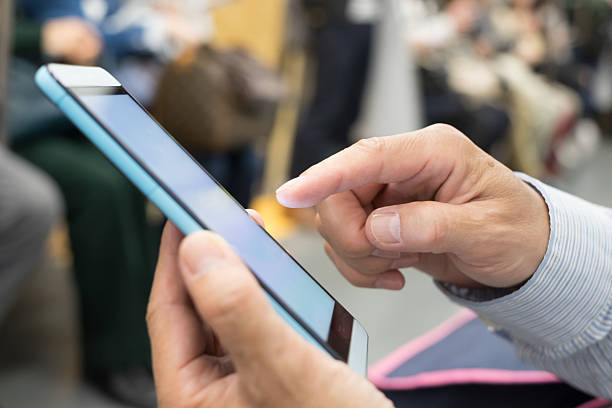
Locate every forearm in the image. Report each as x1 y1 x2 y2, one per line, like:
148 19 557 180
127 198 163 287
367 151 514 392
439 173 612 398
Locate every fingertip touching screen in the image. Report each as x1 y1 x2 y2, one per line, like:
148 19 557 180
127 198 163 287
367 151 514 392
72 87 353 359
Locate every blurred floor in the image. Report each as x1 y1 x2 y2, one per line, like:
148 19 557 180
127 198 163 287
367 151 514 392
554 138 612 208
1 137 611 407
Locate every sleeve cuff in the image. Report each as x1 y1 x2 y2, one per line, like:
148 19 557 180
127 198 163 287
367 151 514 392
437 172 612 358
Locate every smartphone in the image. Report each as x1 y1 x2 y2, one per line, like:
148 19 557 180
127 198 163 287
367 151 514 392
36 63 368 375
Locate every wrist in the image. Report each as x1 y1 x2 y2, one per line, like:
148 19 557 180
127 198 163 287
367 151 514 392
443 172 551 292
437 280 523 302
517 174 551 285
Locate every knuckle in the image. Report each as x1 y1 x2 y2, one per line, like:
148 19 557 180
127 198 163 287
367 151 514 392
421 207 449 249
352 277 376 288
315 201 336 239
315 213 327 238
428 123 460 137
145 296 166 329
325 240 376 287
345 256 383 276
145 304 158 328
337 237 371 258
337 263 376 287
428 123 471 145
323 240 333 256
193 387 226 408
322 223 369 257
354 136 386 156
205 277 252 321
342 270 371 288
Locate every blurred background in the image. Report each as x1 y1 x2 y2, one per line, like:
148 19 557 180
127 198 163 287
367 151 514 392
0 0 611 406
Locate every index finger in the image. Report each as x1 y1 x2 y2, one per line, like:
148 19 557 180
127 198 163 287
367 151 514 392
276 127 452 208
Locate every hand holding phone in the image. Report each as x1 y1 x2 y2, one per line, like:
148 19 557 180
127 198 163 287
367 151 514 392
149 223 392 408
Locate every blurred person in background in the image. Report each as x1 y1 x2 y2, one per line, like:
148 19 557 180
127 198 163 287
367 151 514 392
476 0 599 173
404 0 598 176
289 0 380 180
397 0 509 155
8 1 179 405
10 1 280 404
0 0 64 336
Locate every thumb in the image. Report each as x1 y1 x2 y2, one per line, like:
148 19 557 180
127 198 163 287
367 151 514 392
365 201 471 254
178 231 293 371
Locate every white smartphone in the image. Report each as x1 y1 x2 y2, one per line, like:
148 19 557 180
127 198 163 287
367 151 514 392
36 64 368 375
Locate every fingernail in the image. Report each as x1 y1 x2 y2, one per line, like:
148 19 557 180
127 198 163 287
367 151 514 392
276 177 302 195
375 275 404 290
370 212 402 245
275 178 304 207
372 249 401 259
182 238 231 279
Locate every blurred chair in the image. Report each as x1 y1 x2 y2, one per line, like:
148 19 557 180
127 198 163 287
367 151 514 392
288 0 375 180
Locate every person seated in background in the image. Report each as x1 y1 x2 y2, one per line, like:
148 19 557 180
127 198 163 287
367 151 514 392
147 124 612 407
404 0 511 154
10 1 161 406
405 0 591 175
10 2 284 405
473 0 594 173
0 0 61 349
0 148 62 329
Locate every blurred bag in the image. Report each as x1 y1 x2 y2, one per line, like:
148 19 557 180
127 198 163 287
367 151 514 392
152 45 285 154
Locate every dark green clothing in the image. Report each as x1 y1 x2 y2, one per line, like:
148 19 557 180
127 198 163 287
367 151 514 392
12 17 41 60
10 10 158 373
14 131 156 372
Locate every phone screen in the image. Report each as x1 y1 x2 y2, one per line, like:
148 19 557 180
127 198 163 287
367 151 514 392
72 87 353 360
